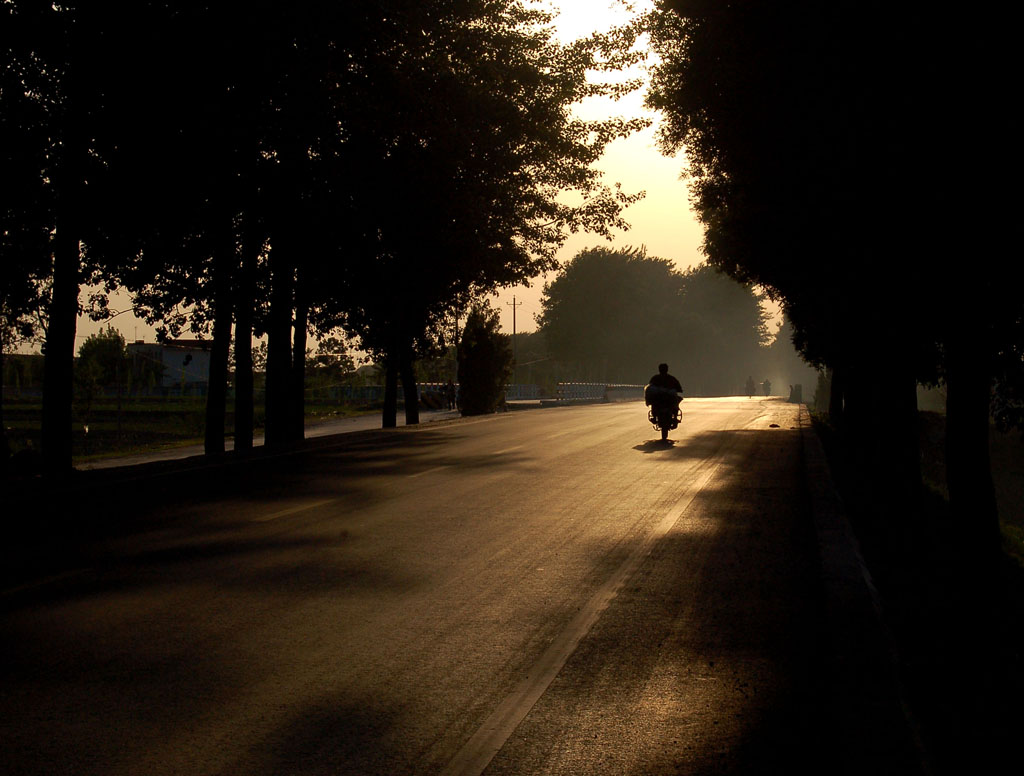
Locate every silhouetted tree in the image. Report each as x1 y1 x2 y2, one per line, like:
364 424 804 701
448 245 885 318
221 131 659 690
538 246 686 383
88 3 278 456
89 3 335 454
4 2 202 471
0 110 48 461
458 302 513 416
0 0 51 367
538 249 766 392
2 1 48 464
760 317 819 402
648 2 918 552
72 325 127 435
5 1 649 463
327 1 647 427
676 264 768 395
646 1 1016 569
76 326 127 389
991 312 1024 436
4 2 94 473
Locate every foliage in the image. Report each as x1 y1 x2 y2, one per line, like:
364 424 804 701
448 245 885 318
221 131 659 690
1 3 57 356
329 0 648 367
644 2 948 373
77 326 128 389
645 1 1019 394
991 306 1024 434
306 337 360 393
457 302 513 416
538 247 769 393
2 1 127 279
415 348 458 385
758 317 819 401
4 0 652 459
675 264 769 395
86 2 271 339
73 327 125 424
538 246 684 383
313 337 358 375
644 0 1020 565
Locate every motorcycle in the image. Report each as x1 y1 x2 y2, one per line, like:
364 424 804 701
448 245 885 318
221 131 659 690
644 384 682 441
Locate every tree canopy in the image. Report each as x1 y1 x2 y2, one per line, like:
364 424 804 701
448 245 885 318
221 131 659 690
537 246 769 392
539 246 684 383
2 0 650 466
323 1 648 422
645 1 1021 565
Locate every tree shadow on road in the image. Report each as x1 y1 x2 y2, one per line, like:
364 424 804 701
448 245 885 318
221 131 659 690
633 439 676 453
1 427 468 595
632 427 801 468
489 427 825 776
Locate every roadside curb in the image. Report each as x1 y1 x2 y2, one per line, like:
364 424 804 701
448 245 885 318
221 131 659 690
67 400 596 483
3 406 539 494
798 406 931 776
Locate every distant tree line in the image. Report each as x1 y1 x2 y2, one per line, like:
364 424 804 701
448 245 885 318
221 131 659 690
537 246 814 395
645 2 1021 573
1 1 648 472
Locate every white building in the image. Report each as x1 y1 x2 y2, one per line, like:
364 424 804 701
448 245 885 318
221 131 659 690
127 339 212 391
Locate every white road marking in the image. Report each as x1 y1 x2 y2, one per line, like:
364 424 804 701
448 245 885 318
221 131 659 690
544 428 577 441
491 445 523 456
0 568 94 599
253 498 336 522
408 465 451 479
439 461 723 776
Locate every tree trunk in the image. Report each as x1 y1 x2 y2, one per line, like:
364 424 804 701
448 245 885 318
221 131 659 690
845 353 922 565
41 27 84 477
880 365 923 512
839 361 866 497
42 216 80 475
0 348 8 463
116 360 122 439
290 267 308 442
401 347 419 425
382 359 398 428
233 230 256 453
945 335 1000 569
828 365 845 427
204 241 233 456
264 248 293 447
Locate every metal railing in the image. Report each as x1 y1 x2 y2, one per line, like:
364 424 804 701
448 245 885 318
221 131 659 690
555 383 645 403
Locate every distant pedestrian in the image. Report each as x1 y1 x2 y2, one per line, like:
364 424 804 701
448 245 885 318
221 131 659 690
445 380 456 410
745 375 756 397
763 379 772 396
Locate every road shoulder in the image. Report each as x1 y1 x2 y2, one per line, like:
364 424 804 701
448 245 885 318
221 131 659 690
799 406 929 775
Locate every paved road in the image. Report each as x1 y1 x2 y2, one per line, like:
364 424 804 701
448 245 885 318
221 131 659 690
1 398 824 775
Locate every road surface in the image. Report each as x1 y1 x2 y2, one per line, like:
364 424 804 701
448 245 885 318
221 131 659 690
1 397 823 775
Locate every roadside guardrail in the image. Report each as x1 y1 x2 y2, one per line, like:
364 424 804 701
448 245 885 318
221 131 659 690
555 383 645 403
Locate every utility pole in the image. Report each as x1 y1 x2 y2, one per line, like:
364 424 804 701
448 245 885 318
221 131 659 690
507 296 521 394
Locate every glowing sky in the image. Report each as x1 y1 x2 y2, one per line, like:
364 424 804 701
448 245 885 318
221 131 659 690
493 0 702 334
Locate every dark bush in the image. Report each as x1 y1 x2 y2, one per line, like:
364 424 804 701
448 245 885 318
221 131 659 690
457 303 512 416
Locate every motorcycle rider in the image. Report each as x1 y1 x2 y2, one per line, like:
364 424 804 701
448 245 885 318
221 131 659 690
648 363 683 395
646 363 683 440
